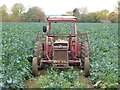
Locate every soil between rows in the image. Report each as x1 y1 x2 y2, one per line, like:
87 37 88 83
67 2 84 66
24 69 94 88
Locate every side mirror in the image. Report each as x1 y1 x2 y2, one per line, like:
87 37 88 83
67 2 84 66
43 26 47 33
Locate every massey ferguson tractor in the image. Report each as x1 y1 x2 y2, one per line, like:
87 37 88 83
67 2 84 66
32 16 90 77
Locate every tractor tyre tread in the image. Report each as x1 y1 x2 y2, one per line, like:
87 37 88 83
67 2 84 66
32 57 40 76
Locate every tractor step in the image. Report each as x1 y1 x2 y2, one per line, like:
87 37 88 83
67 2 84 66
53 64 69 68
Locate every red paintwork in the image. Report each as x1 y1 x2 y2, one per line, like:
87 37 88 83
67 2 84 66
35 16 90 65
47 16 77 22
54 40 68 44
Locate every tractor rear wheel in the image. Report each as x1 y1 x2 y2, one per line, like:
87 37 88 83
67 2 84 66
32 42 44 76
81 42 90 77
34 42 43 60
32 57 39 76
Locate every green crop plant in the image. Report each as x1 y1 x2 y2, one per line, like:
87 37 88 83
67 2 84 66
1 22 119 89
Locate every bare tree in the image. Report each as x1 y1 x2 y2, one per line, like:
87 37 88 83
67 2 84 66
79 7 88 14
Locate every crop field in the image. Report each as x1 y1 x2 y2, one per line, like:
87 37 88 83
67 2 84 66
1 22 119 88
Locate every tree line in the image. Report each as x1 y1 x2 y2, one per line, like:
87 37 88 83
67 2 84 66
0 2 119 23
0 3 46 22
72 7 118 23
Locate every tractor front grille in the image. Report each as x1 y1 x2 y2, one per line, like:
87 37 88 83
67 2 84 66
54 50 67 60
53 45 68 64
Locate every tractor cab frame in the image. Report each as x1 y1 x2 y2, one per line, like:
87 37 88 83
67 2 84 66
32 16 90 77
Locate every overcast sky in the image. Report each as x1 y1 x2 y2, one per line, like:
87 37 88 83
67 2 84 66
0 0 118 15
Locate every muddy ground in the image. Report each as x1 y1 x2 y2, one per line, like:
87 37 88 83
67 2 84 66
24 69 94 88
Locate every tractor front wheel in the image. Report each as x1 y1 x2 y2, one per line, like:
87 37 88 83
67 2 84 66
32 57 40 76
84 57 90 77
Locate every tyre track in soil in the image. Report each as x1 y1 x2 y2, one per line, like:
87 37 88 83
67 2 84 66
24 70 94 88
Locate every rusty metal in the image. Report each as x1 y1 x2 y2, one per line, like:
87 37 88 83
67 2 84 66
53 50 68 61
32 16 90 76
53 64 69 68
52 40 69 68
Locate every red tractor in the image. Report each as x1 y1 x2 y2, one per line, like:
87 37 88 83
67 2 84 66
32 16 90 77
